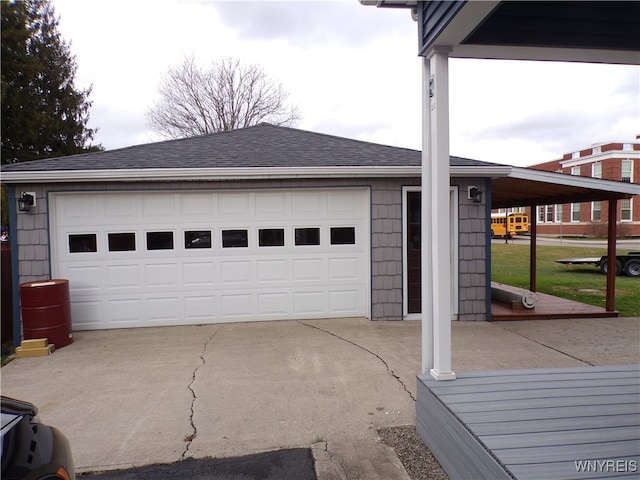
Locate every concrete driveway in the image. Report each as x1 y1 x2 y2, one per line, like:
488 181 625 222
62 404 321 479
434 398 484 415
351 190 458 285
2 317 639 477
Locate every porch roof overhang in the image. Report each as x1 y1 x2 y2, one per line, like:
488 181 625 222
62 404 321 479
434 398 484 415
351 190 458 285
361 1 640 65
490 167 638 209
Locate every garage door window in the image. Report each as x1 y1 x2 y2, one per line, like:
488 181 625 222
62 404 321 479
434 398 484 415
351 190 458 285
69 234 97 253
295 227 320 246
185 230 212 249
108 233 136 252
222 229 248 248
259 228 285 247
330 227 356 245
146 231 174 250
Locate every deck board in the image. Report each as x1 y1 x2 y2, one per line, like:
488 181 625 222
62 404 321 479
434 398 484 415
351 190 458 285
417 365 640 479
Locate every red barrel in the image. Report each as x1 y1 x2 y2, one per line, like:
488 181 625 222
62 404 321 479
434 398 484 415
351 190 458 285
20 279 73 348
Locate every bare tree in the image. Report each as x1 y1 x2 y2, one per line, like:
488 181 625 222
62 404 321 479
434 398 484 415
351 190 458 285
146 56 300 138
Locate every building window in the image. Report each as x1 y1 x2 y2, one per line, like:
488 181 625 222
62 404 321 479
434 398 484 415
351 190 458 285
555 205 563 223
622 160 633 183
592 163 602 179
571 203 580 222
185 231 211 249
108 232 136 251
295 227 320 246
222 230 248 248
146 232 174 250
621 199 632 221
592 201 602 221
546 205 554 223
571 166 581 176
538 206 545 223
69 234 97 253
258 228 285 247
330 227 356 245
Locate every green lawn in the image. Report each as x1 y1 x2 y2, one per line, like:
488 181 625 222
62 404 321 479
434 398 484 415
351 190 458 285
491 244 640 317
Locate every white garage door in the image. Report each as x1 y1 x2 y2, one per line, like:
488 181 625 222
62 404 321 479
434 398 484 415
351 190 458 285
50 189 370 330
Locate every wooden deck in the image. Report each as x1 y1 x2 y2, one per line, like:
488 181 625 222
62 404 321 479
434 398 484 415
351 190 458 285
417 365 640 479
492 290 619 321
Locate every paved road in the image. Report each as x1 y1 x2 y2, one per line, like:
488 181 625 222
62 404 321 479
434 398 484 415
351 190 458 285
493 236 640 249
79 448 315 480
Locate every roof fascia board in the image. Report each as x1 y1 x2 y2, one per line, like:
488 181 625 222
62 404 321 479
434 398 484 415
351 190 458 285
2 164 515 184
1 166 425 184
449 45 640 65
560 150 640 169
509 167 640 196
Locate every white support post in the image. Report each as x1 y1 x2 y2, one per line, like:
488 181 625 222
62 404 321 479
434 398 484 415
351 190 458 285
421 56 433 375
427 47 455 381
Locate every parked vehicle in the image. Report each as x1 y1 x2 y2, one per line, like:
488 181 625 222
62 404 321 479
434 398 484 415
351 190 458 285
490 212 529 239
1 396 75 480
555 252 640 277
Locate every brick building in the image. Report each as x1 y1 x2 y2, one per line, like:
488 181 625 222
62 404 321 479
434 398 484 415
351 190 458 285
512 139 640 237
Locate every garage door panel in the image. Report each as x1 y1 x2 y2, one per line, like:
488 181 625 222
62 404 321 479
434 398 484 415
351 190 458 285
220 261 253 284
142 195 176 218
180 193 215 217
329 290 362 314
108 298 143 325
218 193 251 216
184 295 217 322
58 197 99 226
70 300 103 329
106 265 140 289
257 292 290 316
329 257 359 280
256 260 289 283
183 262 216 286
104 196 139 223
293 258 324 281
293 291 325 315
147 297 180 321
255 192 288 216
51 188 369 329
64 265 101 291
145 263 179 287
221 294 254 317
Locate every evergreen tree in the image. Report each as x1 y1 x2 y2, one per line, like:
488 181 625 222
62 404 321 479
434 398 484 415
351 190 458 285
1 0 101 164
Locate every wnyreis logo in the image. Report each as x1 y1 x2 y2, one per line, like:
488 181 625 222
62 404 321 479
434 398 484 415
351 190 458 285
575 460 637 473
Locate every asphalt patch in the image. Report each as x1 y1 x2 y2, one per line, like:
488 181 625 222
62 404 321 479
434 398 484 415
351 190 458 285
80 448 316 480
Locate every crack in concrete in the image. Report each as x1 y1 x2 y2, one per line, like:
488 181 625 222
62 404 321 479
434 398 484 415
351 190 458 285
496 326 595 366
300 321 416 402
182 327 222 460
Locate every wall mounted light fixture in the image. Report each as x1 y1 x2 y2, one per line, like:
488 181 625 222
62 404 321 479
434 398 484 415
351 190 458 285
468 186 482 204
17 192 35 212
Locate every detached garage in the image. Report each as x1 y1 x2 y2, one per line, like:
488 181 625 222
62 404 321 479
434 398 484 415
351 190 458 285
4 123 515 334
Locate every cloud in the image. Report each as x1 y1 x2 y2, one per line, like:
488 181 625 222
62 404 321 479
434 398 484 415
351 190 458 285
211 0 412 47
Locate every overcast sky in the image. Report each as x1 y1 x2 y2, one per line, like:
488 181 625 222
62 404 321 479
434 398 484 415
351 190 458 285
53 0 639 167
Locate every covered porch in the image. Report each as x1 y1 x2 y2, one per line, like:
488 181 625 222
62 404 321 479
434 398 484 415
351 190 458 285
361 1 639 479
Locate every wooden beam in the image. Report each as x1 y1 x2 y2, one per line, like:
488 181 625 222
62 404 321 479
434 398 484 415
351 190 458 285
529 205 537 292
606 200 617 312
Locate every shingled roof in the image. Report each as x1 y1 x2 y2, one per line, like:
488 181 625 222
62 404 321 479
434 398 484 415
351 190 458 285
2 123 496 172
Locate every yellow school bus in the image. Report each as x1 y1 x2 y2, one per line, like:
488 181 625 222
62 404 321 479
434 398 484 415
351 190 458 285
490 213 529 238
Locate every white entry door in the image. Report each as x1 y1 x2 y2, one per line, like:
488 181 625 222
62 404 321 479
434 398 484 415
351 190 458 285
50 188 370 330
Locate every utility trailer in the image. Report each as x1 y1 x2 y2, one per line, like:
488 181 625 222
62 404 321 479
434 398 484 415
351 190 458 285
555 252 640 277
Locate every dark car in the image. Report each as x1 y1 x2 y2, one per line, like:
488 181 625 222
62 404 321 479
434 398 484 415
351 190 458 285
1 396 75 480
